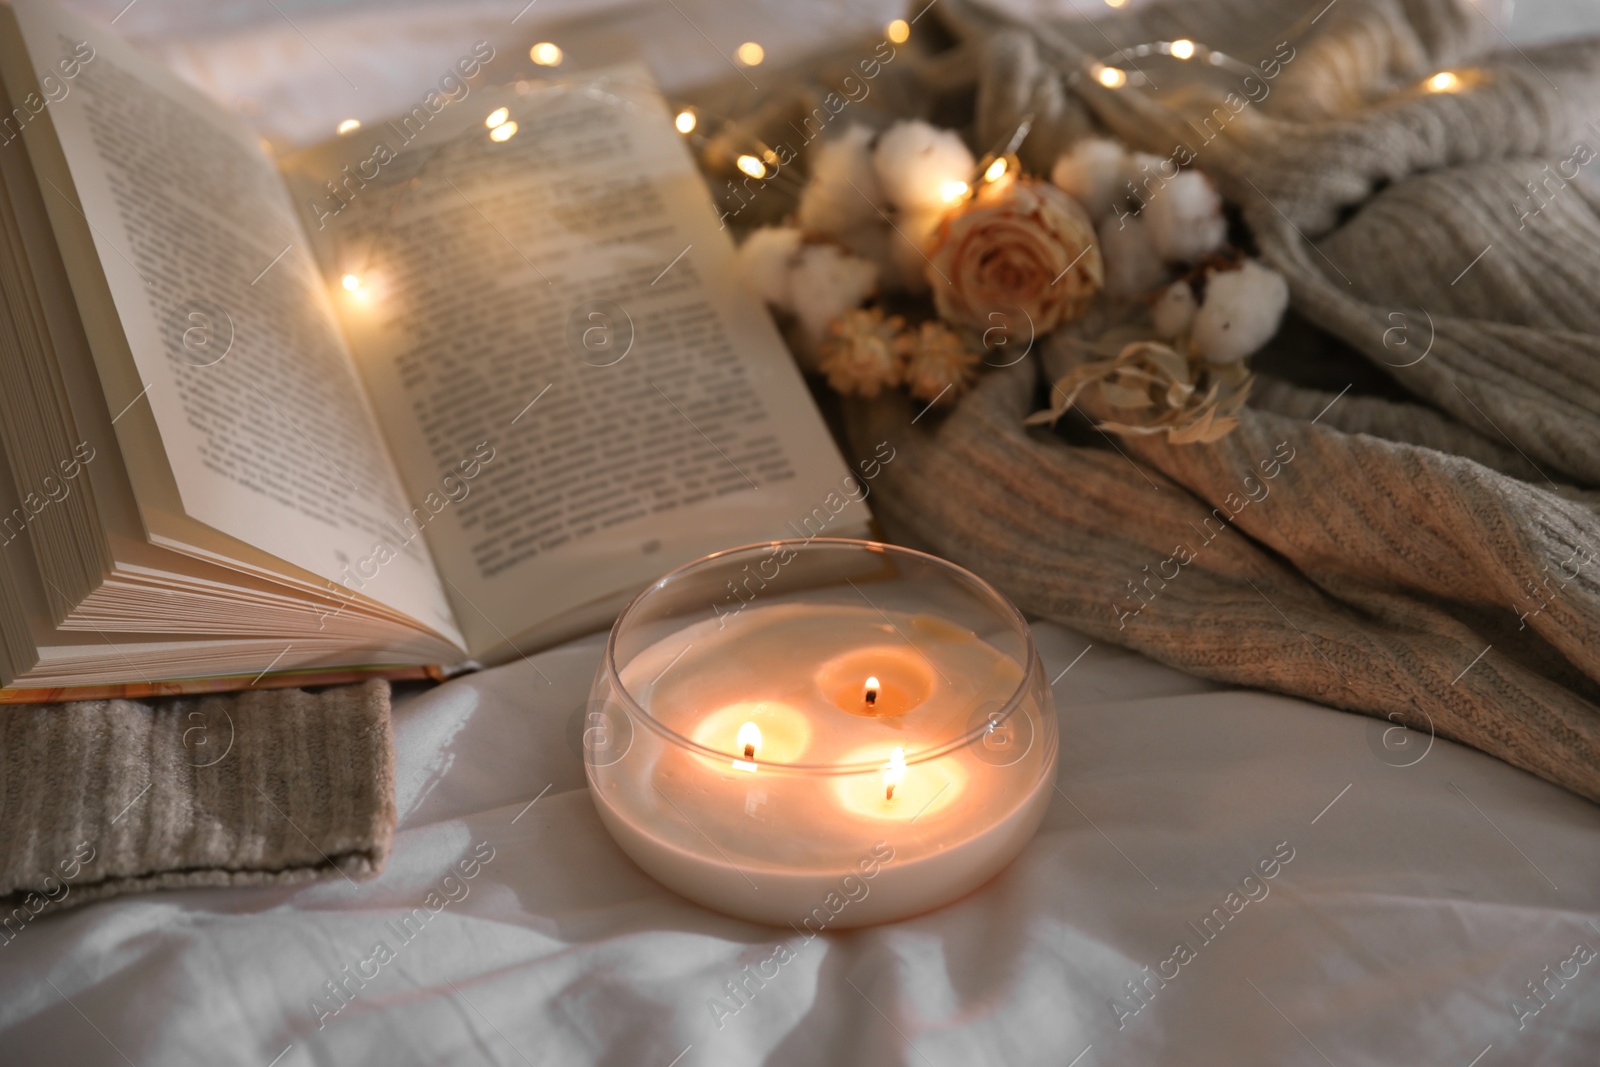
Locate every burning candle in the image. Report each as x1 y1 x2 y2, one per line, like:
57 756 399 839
585 539 1057 927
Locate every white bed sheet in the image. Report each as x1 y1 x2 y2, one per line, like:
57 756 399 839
2 620 1598 1066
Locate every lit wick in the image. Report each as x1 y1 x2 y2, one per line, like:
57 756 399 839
734 721 761 772
864 675 880 709
884 746 905 802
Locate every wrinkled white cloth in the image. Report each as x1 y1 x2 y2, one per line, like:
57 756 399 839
1 620 1598 1065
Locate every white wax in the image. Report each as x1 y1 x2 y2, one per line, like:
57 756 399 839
587 602 1056 927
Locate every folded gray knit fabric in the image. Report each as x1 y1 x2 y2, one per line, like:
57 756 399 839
0 679 394 919
695 0 1600 802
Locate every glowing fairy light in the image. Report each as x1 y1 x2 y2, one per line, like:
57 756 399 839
1095 64 1129 89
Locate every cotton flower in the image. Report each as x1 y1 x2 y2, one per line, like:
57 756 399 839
797 124 887 237
735 226 804 309
883 207 943 294
789 243 879 346
872 120 976 213
1144 169 1226 263
1191 259 1289 363
1152 280 1198 339
1097 212 1166 298
903 320 980 402
819 307 908 398
927 177 1102 333
1050 137 1128 221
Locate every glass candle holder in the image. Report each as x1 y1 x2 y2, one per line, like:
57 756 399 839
584 538 1057 928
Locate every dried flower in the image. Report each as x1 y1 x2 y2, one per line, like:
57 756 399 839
819 307 908 398
1026 340 1252 444
927 177 1103 334
903 321 980 403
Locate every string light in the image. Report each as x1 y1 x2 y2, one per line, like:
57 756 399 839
530 42 563 66
1104 0 1127 7
1170 38 1196 59
886 18 910 43
336 118 360 135
341 274 370 302
736 41 765 66
675 109 697 134
940 179 969 203
1094 64 1129 89
1427 71 1461 92
489 120 519 142
984 157 1008 183
736 154 766 179
485 107 509 129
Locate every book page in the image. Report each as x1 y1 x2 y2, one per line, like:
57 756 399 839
282 67 870 657
2 0 460 643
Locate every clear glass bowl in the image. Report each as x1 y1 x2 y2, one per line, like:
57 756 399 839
584 538 1057 928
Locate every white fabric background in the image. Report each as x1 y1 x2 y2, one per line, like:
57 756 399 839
5 1 1600 1064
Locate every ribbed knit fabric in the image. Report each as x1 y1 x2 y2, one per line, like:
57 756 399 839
691 0 1600 801
0 680 394 915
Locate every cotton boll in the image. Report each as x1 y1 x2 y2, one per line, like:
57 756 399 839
872 120 976 213
1191 260 1290 363
1122 152 1173 210
882 208 943 294
1051 137 1128 221
796 125 886 238
735 227 803 310
1152 281 1198 339
1145 170 1226 263
1097 213 1167 299
789 243 879 347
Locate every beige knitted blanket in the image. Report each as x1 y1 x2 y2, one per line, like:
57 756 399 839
690 0 1600 802
0 681 394 917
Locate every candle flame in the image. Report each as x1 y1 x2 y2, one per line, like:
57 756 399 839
733 721 761 772
884 746 905 801
864 676 880 708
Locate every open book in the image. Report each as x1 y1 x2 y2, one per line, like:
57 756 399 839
0 0 871 702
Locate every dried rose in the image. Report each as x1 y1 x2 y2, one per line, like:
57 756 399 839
926 177 1104 335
